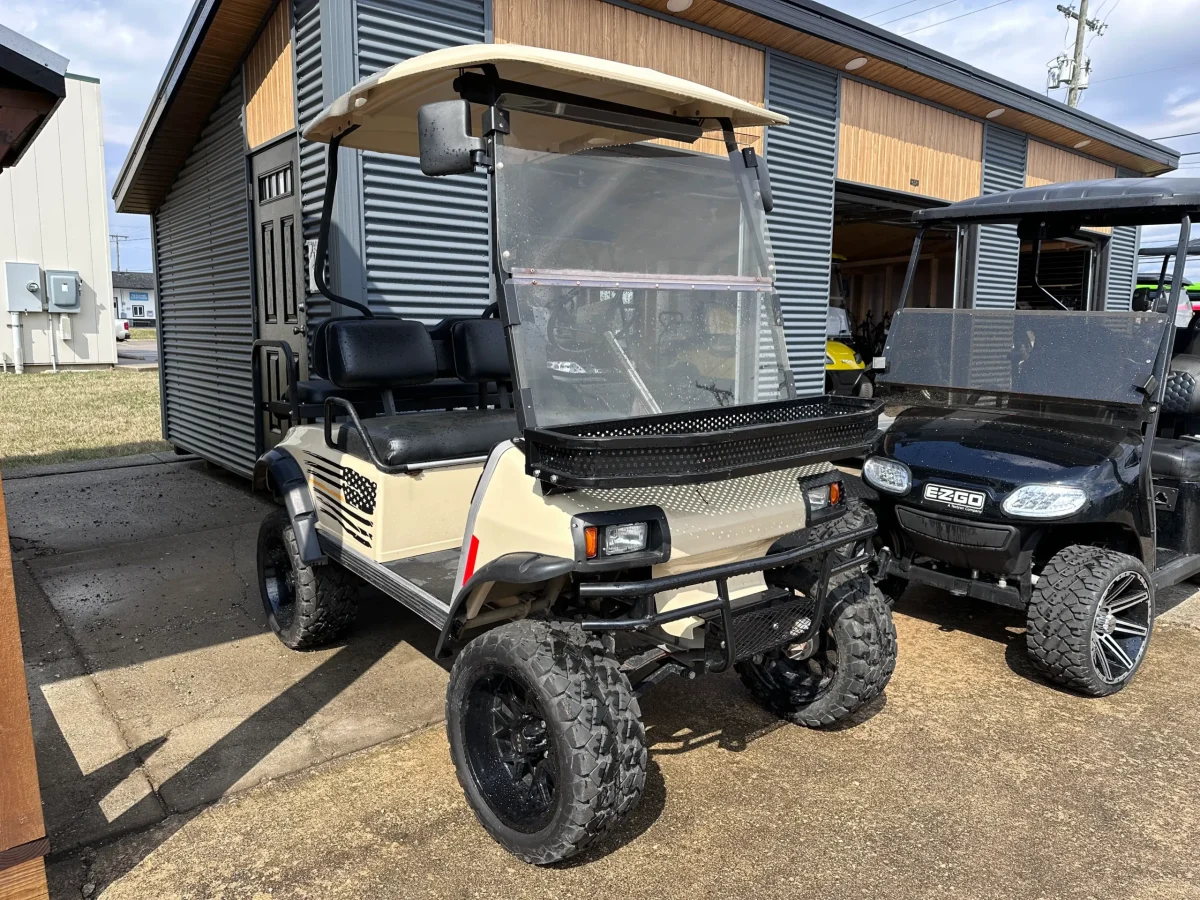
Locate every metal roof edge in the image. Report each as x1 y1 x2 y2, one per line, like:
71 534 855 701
728 0 1179 171
112 0 221 211
0 22 68 81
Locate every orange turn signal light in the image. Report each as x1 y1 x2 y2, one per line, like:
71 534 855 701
830 481 842 506
584 526 599 559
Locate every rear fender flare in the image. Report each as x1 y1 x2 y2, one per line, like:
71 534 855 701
254 448 325 565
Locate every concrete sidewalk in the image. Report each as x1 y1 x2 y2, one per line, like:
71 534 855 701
6 457 1200 899
6 458 450 867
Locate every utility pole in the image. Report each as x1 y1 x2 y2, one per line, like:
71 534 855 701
1054 2 1107 108
109 234 129 271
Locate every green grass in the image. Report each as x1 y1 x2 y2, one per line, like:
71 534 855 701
0 368 170 471
129 327 157 341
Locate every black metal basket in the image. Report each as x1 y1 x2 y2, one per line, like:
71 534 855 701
524 395 882 488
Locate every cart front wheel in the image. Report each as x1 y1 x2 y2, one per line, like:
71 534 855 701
446 621 644 865
737 574 896 727
256 508 358 650
1026 545 1153 696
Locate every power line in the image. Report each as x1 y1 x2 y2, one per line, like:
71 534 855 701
863 0 928 19
900 0 1017 35
1090 62 1189 84
1153 130 1200 141
880 0 962 26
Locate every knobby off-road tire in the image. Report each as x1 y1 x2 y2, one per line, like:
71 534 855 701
446 621 646 865
256 508 359 650
737 574 896 727
1026 545 1154 697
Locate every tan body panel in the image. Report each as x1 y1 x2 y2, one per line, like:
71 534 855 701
276 430 832 646
464 443 830 641
275 426 483 564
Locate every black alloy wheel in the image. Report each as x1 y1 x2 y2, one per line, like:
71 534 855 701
462 669 559 834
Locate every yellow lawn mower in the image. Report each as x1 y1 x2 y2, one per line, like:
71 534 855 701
825 256 872 398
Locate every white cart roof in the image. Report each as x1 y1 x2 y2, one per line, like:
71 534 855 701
303 43 788 155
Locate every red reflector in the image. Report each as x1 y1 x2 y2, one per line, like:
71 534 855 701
462 535 480 586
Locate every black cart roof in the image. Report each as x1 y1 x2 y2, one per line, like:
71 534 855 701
913 178 1200 228
1139 238 1200 257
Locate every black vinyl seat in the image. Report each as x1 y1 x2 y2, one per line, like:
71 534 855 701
336 408 518 465
1151 438 1200 480
318 313 517 468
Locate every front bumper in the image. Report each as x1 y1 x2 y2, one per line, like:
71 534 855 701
577 521 874 672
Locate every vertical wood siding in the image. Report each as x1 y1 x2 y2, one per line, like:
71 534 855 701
1025 140 1115 186
154 76 257 475
492 0 765 154
244 0 297 149
838 79 983 203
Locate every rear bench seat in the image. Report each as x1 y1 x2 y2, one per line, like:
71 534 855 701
324 317 518 467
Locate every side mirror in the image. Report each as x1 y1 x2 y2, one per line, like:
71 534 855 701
417 100 484 177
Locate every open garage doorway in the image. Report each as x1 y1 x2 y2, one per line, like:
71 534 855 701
826 185 959 395
1016 233 1108 310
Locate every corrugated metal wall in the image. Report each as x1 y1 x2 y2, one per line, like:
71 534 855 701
355 0 490 321
153 75 257 475
972 124 1027 309
764 54 840 396
295 0 328 320
1106 226 1139 311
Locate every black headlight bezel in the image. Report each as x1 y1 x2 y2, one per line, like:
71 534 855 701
570 506 671 571
799 469 847 526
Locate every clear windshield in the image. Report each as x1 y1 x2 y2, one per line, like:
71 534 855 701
494 123 794 427
878 308 1168 406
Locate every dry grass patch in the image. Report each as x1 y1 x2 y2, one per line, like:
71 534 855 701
129 327 157 341
0 368 170 470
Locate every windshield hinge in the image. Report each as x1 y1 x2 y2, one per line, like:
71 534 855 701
1136 374 1158 397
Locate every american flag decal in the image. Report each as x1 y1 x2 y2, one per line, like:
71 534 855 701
304 452 376 548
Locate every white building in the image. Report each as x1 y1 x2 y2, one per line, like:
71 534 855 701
0 69 116 370
112 271 156 324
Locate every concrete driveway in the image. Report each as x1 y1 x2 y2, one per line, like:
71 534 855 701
6 457 1200 899
115 339 158 368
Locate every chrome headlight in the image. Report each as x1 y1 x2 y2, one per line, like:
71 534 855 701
862 457 911 495
1001 484 1087 519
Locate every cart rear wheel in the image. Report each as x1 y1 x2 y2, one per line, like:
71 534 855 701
446 621 643 865
256 508 358 650
1026 545 1153 696
736 574 896 727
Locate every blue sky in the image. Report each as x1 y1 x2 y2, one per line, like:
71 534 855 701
4 0 1199 275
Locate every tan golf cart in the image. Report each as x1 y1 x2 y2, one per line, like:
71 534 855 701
252 44 894 864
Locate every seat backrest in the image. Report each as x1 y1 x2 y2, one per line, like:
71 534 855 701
1164 354 1200 417
450 318 511 383
325 318 438 388
427 316 477 379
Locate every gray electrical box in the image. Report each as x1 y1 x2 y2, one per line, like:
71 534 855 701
46 270 82 313
4 262 44 313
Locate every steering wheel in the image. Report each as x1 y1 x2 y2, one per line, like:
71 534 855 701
547 291 638 354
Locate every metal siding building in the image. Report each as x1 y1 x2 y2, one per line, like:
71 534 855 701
114 0 1178 476
1 75 116 370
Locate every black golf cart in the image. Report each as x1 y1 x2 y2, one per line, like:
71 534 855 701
862 178 1200 696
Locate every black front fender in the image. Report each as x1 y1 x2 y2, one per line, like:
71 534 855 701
255 448 325 565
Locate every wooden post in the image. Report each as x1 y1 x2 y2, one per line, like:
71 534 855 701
0 469 49 900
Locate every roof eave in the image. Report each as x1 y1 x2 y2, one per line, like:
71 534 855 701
112 0 219 213
727 0 1179 173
